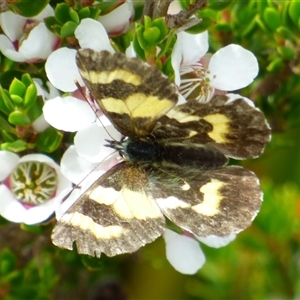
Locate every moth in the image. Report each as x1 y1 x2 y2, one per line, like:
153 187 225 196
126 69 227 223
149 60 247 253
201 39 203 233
52 49 271 258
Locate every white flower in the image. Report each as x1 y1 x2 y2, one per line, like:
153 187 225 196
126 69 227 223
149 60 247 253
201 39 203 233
0 5 60 62
164 229 236 274
172 31 259 102
98 0 134 36
0 151 72 225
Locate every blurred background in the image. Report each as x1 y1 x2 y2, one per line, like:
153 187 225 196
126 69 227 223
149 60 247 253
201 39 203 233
1 1 300 299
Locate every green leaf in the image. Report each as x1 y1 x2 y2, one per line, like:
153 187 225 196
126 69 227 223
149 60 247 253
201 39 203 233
0 88 14 114
276 26 297 44
44 16 59 32
143 27 161 46
55 3 71 24
69 7 79 24
8 111 31 125
23 84 37 112
36 127 63 153
9 78 26 98
78 7 91 19
61 21 78 38
0 249 16 276
266 57 283 72
208 0 234 10
1 139 28 152
263 7 281 31
277 46 295 61
7 0 48 17
135 25 149 51
0 115 16 134
21 73 33 88
288 0 300 27
10 94 23 105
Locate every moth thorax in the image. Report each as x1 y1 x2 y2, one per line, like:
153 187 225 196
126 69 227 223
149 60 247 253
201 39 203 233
124 138 160 163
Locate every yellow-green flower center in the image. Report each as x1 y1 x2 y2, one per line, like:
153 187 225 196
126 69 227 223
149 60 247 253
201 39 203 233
10 161 58 205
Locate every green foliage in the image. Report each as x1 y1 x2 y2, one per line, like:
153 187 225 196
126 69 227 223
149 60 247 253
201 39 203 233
7 0 49 17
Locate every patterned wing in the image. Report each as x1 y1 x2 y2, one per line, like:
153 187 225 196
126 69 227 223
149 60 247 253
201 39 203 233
150 166 262 237
52 162 165 257
152 95 271 159
76 49 178 138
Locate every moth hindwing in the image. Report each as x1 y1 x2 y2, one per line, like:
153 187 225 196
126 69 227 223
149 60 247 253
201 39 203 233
51 49 271 258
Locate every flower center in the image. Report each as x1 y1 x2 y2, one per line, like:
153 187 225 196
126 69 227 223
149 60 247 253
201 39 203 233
9 161 58 206
179 63 215 103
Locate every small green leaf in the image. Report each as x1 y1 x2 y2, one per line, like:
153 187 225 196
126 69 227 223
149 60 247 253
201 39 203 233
135 25 149 51
7 0 48 17
266 58 283 72
8 111 31 125
208 0 233 10
21 73 33 88
78 7 91 19
10 94 23 105
0 88 14 114
152 17 168 41
23 84 37 112
69 7 79 24
61 21 78 38
89 7 101 19
44 16 59 32
132 35 146 60
9 78 26 97
1 140 28 152
143 27 161 46
263 7 281 31
276 26 297 44
0 115 16 134
0 249 16 276
277 46 295 61
55 3 71 24
288 0 300 26
36 127 63 153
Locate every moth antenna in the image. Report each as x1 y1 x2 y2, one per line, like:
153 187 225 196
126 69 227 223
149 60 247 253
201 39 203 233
74 80 117 141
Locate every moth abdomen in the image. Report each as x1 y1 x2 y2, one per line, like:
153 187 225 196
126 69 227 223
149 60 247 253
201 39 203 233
121 138 228 169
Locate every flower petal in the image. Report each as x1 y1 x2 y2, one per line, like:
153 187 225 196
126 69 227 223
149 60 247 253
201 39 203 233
164 229 205 274
22 198 56 225
197 233 236 248
45 48 83 92
0 35 26 62
172 31 208 86
0 185 27 223
0 151 19 180
75 18 114 52
19 23 58 61
207 44 259 91
60 145 99 184
0 11 26 41
74 123 121 163
43 96 96 131
98 1 133 35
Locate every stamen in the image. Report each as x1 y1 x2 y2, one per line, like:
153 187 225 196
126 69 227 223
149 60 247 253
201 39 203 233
10 162 58 206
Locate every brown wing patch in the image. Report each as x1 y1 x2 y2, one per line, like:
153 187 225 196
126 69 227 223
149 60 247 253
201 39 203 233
76 49 178 137
52 162 165 257
153 95 271 159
